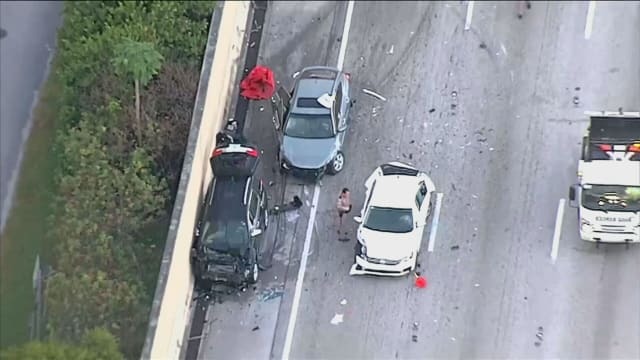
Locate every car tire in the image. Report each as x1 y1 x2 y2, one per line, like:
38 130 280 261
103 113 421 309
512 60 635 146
354 241 363 262
247 261 259 284
327 151 345 175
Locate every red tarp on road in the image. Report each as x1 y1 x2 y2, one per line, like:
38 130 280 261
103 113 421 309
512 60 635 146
240 65 275 100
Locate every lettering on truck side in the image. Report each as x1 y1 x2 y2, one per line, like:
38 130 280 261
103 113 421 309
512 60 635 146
595 216 633 222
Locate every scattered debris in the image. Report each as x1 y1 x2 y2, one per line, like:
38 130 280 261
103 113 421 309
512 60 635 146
330 313 344 325
340 299 348 305
388 45 395 54
429 108 436 113
450 245 460 250
284 210 299 222
471 194 478 199
450 337 457 341
479 42 487 49
362 88 387 102
534 326 544 346
259 286 284 302
474 283 480 287
489 147 495 151
575 86 581 91
252 326 260 331
412 334 418 342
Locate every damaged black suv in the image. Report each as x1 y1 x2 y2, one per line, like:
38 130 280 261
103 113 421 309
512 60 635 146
190 141 269 288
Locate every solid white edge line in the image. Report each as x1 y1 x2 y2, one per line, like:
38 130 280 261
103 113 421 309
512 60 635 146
551 199 566 263
280 184 321 360
584 1 597 39
336 0 355 71
464 1 475 31
427 193 444 252
282 3 354 358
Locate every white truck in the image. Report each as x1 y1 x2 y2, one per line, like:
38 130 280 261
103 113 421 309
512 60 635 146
568 111 640 245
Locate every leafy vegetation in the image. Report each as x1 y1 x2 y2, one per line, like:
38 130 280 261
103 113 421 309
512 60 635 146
0 1 214 357
1 328 123 360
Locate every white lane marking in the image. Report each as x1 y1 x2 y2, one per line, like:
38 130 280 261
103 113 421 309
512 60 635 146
427 193 444 252
282 3 355 358
336 0 355 71
464 1 475 31
584 1 596 39
551 199 566 264
281 184 321 360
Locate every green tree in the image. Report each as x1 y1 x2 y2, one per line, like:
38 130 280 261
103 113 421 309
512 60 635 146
45 272 146 356
0 328 123 360
112 38 164 144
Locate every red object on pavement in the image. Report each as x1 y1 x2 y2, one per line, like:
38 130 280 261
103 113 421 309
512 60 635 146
240 65 276 100
414 274 427 289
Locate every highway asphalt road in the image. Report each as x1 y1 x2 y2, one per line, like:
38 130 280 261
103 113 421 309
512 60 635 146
0 1 62 235
198 1 640 359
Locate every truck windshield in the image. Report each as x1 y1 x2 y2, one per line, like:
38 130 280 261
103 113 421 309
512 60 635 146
582 185 640 212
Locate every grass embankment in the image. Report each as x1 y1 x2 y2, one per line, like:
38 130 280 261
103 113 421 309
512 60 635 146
0 65 169 347
0 61 61 349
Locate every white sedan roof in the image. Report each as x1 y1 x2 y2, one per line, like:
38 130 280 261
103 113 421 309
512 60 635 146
369 174 421 209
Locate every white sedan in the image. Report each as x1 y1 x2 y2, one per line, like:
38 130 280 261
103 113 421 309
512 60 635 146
349 162 436 277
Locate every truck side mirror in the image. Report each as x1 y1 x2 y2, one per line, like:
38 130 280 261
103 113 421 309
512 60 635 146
568 185 579 208
353 216 362 224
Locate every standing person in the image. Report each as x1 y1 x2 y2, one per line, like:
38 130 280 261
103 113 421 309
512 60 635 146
336 188 352 241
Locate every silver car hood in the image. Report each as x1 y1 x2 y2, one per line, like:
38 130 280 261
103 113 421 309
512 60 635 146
282 135 337 169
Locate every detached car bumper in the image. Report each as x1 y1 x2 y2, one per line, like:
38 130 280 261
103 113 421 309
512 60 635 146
349 254 414 277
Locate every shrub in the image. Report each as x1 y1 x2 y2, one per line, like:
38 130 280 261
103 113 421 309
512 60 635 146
41 1 214 357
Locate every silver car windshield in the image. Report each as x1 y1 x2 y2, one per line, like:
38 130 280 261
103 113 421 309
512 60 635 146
582 184 640 212
284 113 334 139
363 206 414 233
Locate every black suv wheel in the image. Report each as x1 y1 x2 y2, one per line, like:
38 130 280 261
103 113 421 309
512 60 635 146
247 259 259 284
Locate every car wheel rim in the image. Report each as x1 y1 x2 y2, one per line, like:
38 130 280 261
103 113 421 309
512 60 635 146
252 263 259 281
333 153 344 172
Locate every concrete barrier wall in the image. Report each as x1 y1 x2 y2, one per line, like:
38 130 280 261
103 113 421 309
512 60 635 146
141 2 251 359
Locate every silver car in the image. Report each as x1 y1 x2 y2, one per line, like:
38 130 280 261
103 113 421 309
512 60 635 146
271 66 353 180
